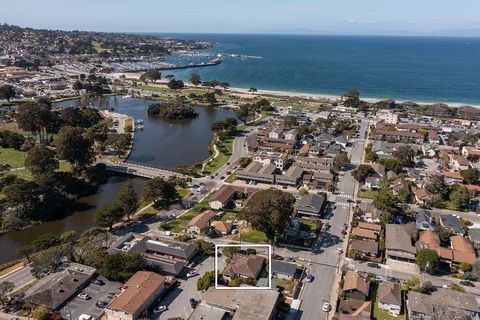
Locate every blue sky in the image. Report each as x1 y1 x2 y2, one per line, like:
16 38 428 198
1 0 480 36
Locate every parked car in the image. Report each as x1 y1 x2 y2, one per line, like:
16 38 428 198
189 298 198 308
285 257 295 262
367 262 381 269
460 280 475 287
306 274 314 282
107 292 117 299
95 301 108 308
186 271 199 278
153 305 167 313
163 231 173 236
77 293 91 300
322 302 332 312
272 254 283 260
92 279 105 286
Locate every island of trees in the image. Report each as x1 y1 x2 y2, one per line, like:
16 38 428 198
147 102 198 120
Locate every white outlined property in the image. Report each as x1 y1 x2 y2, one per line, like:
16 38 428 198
215 244 272 290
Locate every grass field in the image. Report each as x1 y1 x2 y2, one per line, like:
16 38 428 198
299 219 320 233
0 148 27 169
221 212 237 221
225 172 236 183
358 189 379 199
235 226 268 243
202 137 233 175
274 277 296 295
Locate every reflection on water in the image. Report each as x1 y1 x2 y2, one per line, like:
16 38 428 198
0 97 235 264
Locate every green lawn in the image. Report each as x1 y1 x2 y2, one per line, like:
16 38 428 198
299 219 320 233
221 212 237 221
225 172 236 183
358 189 379 199
0 148 27 169
202 137 234 175
273 277 296 295
177 187 189 198
371 283 404 320
240 229 268 243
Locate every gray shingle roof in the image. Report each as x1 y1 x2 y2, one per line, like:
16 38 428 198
271 260 297 277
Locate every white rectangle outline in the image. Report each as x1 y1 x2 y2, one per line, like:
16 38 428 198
215 244 271 290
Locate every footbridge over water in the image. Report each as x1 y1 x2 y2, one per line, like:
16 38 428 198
102 161 188 180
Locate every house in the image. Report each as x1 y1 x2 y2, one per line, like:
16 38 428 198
440 214 464 235
196 287 280 320
374 130 424 143
298 143 310 156
462 146 480 160
24 263 96 310
449 154 470 171
349 239 379 257
271 260 297 280
450 235 477 265
297 193 326 217
357 202 383 223
253 151 289 169
351 227 378 241
276 165 304 186
407 289 480 320
342 271 370 301
284 129 297 141
364 176 381 189
268 128 284 139
210 220 233 235
105 271 165 320
376 110 398 124
312 171 335 189
422 143 437 158
325 144 344 157
468 229 480 247
357 222 382 232
223 254 266 280
416 231 476 265
390 179 409 196
108 233 198 276
412 187 432 205
372 141 398 159
428 130 440 145
385 224 416 264
209 185 261 210
334 135 348 148
377 281 402 316
443 171 464 185
416 209 434 231
187 210 217 234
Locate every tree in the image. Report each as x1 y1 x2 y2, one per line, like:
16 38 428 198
194 239 215 255
189 73 201 86
417 248 439 274
238 157 252 168
204 92 217 106
32 305 49 320
238 189 296 242
343 89 360 108
373 189 398 216
142 177 178 208
460 262 472 272
55 126 94 173
30 246 66 278
117 182 138 220
72 80 83 92
140 69 161 83
378 158 403 174
235 104 253 124
333 153 350 171
352 164 374 183
404 222 419 241
16 102 55 143
461 168 479 185
98 252 146 282
449 187 471 211
60 230 77 244
167 79 184 90
392 145 416 167
95 202 123 229
0 85 15 102
32 233 61 251
248 87 257 94
425 174 449 199
106 133 131 156
417 281 434 294
449 282 465 292
25 145 59 177
197 271 215 291
0 281 14 305
2 179 41 215
435 225 455 243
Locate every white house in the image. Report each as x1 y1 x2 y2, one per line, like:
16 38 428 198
378 281 402 316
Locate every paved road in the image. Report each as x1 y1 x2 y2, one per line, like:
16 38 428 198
296 119 369 319
155 257 214 320
344 258 480 296
0 265 34 291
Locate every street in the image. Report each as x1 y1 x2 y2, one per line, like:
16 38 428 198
0 265 34 292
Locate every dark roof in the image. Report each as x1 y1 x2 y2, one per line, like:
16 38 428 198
416 209 432 224
223 254 266 279
271 260 297 277
378 282 401 306
25 263 96 310
350 239 379 255
297 193 326 214
440 214 464 234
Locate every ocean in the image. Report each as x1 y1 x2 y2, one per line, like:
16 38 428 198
154 33 480 105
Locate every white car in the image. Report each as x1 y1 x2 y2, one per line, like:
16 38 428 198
322 302 332 312
153 305 167 313
163 231 172 236
77 293 91 300
186 271 199 278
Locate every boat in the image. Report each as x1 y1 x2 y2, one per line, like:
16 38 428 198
136 124 144 130
170 124 174 127
122 95 132 99
136 119 144 124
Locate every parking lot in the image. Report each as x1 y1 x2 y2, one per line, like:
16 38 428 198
60 276 121 320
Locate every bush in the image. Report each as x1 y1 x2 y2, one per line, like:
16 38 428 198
460 262 472 272
32 306 49 320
